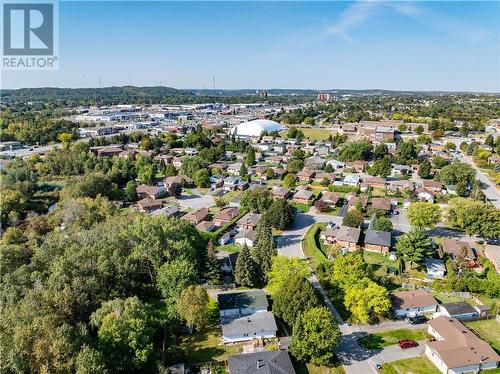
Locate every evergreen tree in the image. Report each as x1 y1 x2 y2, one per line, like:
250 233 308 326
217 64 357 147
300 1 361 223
418 159 432 179
205 241 222 285
239 163 248 178
234 244 258 287
245 148 256 166
252 213 277 278
124 180 138 202
395 229 435 269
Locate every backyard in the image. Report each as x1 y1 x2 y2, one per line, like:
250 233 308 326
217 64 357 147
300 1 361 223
358 328 430 350
465 319 500 352
178 329 241 365
381 356 440 374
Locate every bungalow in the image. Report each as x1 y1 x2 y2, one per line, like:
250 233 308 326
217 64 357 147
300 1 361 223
346 193 368 211
425 317 499 374
236 212 261 231
435 302 479 320
224 176 249 191
221 311 277 344
137 198 163 213
136 185 167 200
164 175 193 188
182 207 209 225
425 258 446 279
271 186 291 200
343 174 360 187
196 220 215 232
484 244 500 273
326 159 345 170
272 168 286 179
97 146 123 157
292 190 315 205
416 188 435 203
213 207 240 227
371 197 392 213
304 156 326 170
297 169 315 182
364 176 387 189
423 180 444 193
441 239 477 267
346 160 366 172
364 229 391 253
210 175 224 189
392 164 412 175
228 351 296 374
227 162 243 175
320 191 342 207
119 149 137 159
323 225 361 251
391 289 438 317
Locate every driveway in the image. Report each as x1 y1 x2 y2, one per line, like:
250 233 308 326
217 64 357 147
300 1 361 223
276 212 341 258
177 192 215 210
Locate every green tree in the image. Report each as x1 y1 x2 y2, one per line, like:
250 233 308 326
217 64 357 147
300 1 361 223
90 297 154 371
194 169 210 188
245 147 256 166
287 159 304 173
124 180 138 202
439 161 475 193
137 164 155 185
157 258 198 308
266 256 309 295
395 141 418 165
372 217 393 232
338 140 372 162
342 209 364 228
177 285 210 334
267 199 295 230
62 173 113 199
368 156 392 177
414 125 424 135
344 278 391 323
75 346 108 374
253 213 277 278
239 162 248 178
484 134 494 147
418 159 432 179
282 173 296 188
234 244 259 287
205 241 222 285
374 143 388 159
446 198 500 239
266 168 274 179
239 188 272 213
289 307 340 366
395 229 435 268
331 252 368 287
273 275 321 326
407 202 441 229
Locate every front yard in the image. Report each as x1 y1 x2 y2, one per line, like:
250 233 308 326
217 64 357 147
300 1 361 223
381 356 440 374
358 328 430 350
302 223 328 268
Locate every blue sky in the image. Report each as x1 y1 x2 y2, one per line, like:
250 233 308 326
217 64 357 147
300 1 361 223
2 1 499 92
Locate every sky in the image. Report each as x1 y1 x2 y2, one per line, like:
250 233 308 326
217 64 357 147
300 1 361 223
2 1 500 92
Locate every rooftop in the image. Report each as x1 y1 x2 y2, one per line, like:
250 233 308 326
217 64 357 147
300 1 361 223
217 289 268 311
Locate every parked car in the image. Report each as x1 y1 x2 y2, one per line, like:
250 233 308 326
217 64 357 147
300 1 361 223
399 339 418 349
409 315 427 324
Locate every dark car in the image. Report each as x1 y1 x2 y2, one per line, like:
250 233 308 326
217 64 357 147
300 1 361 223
409 315 427 324
399 339 418 349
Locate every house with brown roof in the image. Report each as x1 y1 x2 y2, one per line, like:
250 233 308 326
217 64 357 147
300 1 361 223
364 229 391 253
346 193 368 211
425 316 499 374
371 197 392 213
164 175 194 188
319 191 342 207
236 212 261 231
137 198 163 213
213 207 240 227
182 207 209 225
415 188 435 203
136 185 167 200
363 176 387 189
323 225 361 251
296 169 316 182
391 289 438 317
97 146 123 157
441 239 477 267
271 186 291 200
423 180 444 193
292 190 315 205
196 220 215 232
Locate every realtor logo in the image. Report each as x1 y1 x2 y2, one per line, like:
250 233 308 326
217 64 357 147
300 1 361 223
2 0 58 70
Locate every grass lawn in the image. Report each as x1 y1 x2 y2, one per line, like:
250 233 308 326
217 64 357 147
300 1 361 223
300 128 336 141
465 319 500 352
216 244 241 253
358 329 430 349
381 356 440 374
294 362 345 374
179 329 240 365
302 223 328 269
293 202 312 213
363 251 399 279
431 292 469 305
221 190 241 203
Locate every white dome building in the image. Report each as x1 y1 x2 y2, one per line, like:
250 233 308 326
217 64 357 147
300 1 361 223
229 119 284 138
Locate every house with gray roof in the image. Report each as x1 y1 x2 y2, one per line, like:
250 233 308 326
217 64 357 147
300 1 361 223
228 351 296 374
221 311 277 343
217 289 269 317
364 229 392 253
425 258 446 279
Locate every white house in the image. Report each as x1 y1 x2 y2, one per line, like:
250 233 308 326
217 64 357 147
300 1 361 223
425 316 499 374
234 229 255 247
425 258 446 279
391 290 439 317
434 302 479 321
220 311 277 343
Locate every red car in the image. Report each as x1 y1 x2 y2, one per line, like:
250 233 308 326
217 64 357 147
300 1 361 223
399 340 418 349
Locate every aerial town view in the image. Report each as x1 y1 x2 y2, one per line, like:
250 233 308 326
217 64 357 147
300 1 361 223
0 1 499 374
